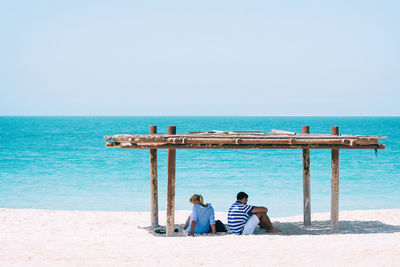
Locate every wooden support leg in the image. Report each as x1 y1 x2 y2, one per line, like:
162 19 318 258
331 126 340 232
166 126 176 236
149 126 158 228
303 149 311 226
302 126 311 226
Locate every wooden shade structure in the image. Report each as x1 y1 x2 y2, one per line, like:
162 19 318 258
105 126 386 236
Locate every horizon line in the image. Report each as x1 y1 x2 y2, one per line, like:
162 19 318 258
0 114 399 117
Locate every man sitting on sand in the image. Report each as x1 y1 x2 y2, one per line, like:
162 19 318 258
228 192 281 235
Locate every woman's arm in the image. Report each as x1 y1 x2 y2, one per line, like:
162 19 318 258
183 216 190 229
209 206 216 234
188 221 197 236
210 224 216 234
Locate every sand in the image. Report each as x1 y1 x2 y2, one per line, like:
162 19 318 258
1 208 400 266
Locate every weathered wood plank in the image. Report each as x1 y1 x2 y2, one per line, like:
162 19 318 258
166 126 176 237
190 130 263 134
106 134 385 142
161 137 377 145
112 143 385 150
149 126 158 229
105 130 385 150
271 129 296 135
331 126 340 232
302 126 311 226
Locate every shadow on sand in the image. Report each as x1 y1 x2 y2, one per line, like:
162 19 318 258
256 220 400 235
143 220 400 237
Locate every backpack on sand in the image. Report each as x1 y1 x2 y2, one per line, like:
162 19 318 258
215 220 227 232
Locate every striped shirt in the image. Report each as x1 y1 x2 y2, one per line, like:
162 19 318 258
228 201 254 234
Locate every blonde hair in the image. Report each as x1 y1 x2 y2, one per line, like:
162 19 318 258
190 194 206 207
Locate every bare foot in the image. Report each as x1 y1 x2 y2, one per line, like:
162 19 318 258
268 227 281 233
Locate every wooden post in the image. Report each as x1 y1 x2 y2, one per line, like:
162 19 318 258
149 126 158 229
302 126 311 226
331 126 339 232
166 126 176 236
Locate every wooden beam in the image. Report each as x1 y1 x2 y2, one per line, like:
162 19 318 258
331 126 340 232
106 133 387 141
149 126 158 229
162 137 376 146
105 134 384 147
113 143 385 150
271 129 296 135
166 126 176 236
302 126 311 226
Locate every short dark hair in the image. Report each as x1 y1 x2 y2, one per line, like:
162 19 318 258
237 192 248 200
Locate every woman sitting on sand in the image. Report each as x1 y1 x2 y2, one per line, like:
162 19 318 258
183 194 216 236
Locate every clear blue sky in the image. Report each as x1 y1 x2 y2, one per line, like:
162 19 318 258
1 0 399 115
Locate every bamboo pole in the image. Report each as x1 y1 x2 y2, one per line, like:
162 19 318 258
331 126 340 232
302 126 311 226
166 126 176 236
149 126 158 229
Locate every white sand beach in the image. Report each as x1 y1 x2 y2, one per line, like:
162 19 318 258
1 208 400 266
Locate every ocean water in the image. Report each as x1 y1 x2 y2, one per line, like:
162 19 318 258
0 116 399 218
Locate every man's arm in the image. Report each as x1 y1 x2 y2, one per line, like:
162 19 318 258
251 206 268 214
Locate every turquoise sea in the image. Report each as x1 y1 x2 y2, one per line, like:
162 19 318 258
0 116 399 218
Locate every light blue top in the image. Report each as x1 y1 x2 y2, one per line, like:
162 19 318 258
186 203 215 234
